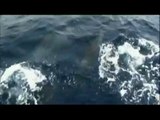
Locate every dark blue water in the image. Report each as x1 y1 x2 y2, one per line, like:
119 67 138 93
0 15 159 104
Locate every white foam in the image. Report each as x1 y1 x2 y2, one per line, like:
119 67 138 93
98 36 160 104
155 94 160 105
99 43 120 79
120 89 127 97
0 62 47 104
138 38 159 54
0 62 46 91
143 83 158 92
107 77 116 82
118 42 145 71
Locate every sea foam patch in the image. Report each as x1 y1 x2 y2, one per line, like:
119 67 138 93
0 62 47 104
99 35 160 104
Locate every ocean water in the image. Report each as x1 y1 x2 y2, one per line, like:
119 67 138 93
0 15 159 104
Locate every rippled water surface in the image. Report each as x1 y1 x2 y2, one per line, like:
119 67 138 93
0 15 159 104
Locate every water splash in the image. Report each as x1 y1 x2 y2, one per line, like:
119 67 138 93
98 34 160 104
0 62 47 104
